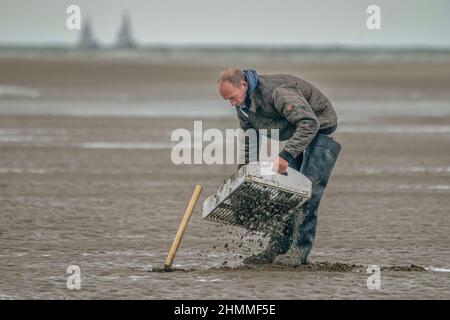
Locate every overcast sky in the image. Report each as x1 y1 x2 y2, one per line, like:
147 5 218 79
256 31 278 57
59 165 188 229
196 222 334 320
1 0 449 47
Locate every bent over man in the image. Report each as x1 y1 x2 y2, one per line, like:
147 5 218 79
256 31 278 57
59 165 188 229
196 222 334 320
218 68 342 266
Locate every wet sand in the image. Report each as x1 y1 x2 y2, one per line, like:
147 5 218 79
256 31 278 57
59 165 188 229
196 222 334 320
1 50 450 101
0 52 450 299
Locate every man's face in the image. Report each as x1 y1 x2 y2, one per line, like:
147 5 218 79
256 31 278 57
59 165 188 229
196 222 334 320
219 80 248 107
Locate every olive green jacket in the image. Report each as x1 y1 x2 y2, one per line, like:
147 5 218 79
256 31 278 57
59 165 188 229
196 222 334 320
236 74 337 163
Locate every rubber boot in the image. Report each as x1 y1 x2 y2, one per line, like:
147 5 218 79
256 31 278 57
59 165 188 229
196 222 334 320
273 134 341 266
242 209 295 265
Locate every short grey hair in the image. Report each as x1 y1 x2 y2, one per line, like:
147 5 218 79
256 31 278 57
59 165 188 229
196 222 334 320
218 68 246 87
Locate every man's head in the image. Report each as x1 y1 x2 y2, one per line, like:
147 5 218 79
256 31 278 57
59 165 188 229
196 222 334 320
218 68 248 107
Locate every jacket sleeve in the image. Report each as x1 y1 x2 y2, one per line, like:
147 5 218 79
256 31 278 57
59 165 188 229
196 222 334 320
235 107 259 169
272 86 319 161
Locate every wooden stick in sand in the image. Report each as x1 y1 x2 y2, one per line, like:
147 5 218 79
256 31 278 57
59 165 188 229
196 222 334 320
164 185 202 271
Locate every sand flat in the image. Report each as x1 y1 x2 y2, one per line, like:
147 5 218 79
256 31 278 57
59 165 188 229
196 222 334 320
0 52 449 299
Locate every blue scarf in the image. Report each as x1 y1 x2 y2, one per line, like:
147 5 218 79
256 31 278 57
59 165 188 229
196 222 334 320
243 69 259 108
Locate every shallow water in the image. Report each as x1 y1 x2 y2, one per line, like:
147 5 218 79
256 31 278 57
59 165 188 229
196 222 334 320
1 98 450 119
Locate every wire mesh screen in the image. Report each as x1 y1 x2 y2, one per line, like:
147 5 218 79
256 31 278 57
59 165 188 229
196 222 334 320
203 162 312 233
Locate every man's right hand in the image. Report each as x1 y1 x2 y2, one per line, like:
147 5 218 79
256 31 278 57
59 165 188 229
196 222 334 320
272 156 289 174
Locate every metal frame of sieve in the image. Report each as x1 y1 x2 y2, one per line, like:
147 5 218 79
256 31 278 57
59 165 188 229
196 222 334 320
203 162 312 233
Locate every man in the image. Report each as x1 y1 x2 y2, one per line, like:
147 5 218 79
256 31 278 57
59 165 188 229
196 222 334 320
218 68 342 266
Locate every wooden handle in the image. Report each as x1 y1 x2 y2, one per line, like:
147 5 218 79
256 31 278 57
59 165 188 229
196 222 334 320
164 185 202 271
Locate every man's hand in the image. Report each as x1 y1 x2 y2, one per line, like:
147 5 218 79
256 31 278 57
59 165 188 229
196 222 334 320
272 156 289 174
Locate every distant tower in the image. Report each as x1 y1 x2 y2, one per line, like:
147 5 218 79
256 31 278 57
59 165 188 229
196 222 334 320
114 12 136 49
77 17 99 49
